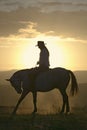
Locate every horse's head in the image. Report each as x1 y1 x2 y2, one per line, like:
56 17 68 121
6 69 35 94
6 72 22 94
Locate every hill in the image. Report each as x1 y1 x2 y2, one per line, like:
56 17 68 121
74 70 87 83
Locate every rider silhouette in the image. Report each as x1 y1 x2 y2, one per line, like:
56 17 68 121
36 41 50 71
29 41 50 90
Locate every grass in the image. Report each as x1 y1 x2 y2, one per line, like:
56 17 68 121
0 110 87 130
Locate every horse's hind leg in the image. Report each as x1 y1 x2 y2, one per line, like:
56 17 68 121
32 92 37 114
65 93 70 114
60 90 70 114
60 90 66 113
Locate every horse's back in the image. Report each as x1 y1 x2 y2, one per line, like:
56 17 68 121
35 67 70 91
37 67 69 80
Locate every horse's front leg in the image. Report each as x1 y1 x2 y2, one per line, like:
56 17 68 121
32 91 37 114
11 90 29 117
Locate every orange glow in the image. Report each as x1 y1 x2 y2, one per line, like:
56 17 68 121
19 35 75 70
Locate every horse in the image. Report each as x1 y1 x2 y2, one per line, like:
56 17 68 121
6 67 78 116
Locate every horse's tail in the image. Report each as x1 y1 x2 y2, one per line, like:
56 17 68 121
68 70 79 96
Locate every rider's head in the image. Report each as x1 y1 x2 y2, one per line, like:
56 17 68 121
36 41 46 49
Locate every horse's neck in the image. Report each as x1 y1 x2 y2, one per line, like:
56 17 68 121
15 70 24 80
16 68 41 81
17 69 32 80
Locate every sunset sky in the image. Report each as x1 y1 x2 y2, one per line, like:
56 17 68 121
0 0 87 71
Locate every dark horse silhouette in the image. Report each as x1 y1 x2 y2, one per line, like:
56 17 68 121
6 67 78 116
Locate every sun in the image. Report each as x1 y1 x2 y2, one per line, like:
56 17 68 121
19 35 67 69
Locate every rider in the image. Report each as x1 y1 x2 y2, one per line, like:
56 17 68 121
29 41 50 90
36 41 50 71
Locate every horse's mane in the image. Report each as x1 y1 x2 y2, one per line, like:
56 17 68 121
10 68 34 80
14 68 34 74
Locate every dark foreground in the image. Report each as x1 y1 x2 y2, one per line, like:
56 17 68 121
0 111 87 130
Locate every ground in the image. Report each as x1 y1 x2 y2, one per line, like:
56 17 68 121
0 110 87 130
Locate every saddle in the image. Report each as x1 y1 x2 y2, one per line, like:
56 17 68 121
29 67 50 90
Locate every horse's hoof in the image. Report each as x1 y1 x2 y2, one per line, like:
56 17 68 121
32 110 37 115
60 110 64 114
65 111 71 115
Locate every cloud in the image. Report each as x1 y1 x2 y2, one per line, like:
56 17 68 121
17 22 41 38
39 1 87 12
0 0 87 12
0 0 41 12
0 1 87 40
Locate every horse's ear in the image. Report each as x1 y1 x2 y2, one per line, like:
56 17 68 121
5 79 10 81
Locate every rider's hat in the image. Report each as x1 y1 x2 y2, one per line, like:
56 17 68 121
36 41 46 47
